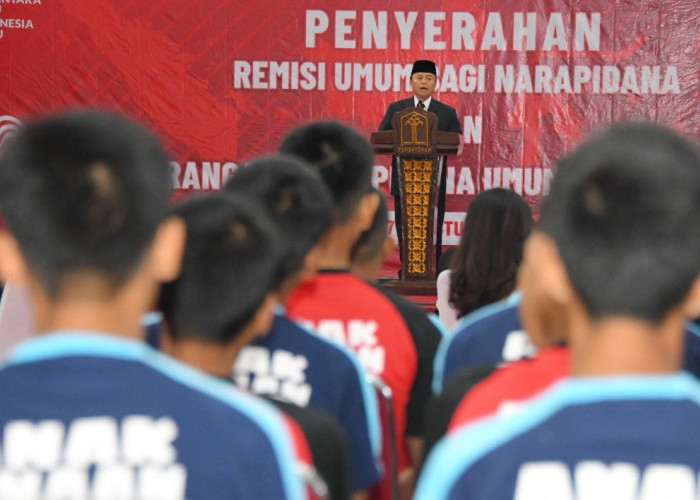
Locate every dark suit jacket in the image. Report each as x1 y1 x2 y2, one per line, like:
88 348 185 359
379 97 461 134
378 97 461 196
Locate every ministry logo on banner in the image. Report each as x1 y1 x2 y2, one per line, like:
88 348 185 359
0 115 21 150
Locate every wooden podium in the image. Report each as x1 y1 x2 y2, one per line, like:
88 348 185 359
371 108 460 287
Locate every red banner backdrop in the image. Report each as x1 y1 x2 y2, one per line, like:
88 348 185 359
1 1 699 275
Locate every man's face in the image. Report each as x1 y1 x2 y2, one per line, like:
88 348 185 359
410 72 437 101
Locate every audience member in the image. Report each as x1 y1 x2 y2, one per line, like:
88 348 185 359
158 193 341 500
433 250 700 400
422 239 569 463
432 292 531 393
417 123 700 499
280 121 443 499
225 156 380 499
0 111 304 500
350 187 396 282
437 188 533 331
446 232 570 429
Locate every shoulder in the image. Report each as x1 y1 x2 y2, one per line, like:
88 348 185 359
431 98 457 112
444 294 522 352
370 282 444 343
483 347 569 389
388 97 413 110
453 294 522 342
284 313 371 374
134 356 307 500
1 336 305 499
437 269 451 286
436 270 452 297
144 349 297 434
247 312 372 400
419 374 700 499
429 99 461 133
433 294 524 391
436 270 460 332
450 348 570 429
370 281 417 316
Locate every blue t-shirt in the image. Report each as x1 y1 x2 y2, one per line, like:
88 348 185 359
417 373 700 500
434 295 700 393
433 293 534 393
234 311 382 491
0 333 304 500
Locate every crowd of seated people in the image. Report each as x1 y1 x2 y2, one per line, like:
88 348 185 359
0 110 700 500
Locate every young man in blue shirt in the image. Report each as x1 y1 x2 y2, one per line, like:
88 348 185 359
417 123 700 499
225 156 382 499
0 111 304 500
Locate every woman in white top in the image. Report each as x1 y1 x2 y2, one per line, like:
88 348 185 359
437 188 533 330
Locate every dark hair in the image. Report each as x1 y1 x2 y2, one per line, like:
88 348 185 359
449 188 533 318
158 194 281 344
279 121 374 225
0 110 171 297
539 122 700 325
224 155 333 281
351 187 388 263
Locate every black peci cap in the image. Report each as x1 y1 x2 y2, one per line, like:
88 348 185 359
411 60 437 76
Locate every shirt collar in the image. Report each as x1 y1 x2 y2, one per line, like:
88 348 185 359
414 96 432 109
6 332 153 365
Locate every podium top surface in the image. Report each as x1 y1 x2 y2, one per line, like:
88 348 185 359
370 130 460 156
370 107 460 156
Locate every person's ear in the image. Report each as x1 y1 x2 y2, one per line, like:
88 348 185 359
147 217 186 283
528 232 573 306
681 276 700 320
381 234 397 262
355 192 381 232
0 231 32 286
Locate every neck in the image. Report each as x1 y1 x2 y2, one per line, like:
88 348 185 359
350 258 382 283
315 226 356 270
278 273 305 304
570 308 685 377
30 273 156 340
277 280 296 305
162 336 242 378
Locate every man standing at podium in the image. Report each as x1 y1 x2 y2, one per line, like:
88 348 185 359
379 60 462 265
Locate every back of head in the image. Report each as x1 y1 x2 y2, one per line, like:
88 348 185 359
159 194 281 344
539 122 700 325
351 187 389 264
0 110 171 297
224 155 333 281
450 188 533 317
279 121 374 225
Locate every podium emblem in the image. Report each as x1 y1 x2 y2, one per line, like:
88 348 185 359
395 109 437 155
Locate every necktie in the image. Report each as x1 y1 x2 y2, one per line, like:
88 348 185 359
417 101 425 109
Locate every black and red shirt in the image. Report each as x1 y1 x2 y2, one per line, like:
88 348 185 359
287 271 442 471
